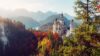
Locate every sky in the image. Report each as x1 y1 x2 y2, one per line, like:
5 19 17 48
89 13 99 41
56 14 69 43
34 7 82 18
0 0 75 16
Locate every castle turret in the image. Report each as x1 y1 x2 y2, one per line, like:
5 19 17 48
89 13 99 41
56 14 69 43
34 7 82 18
66 19 75 37
53 18 58 34
70 19 74 33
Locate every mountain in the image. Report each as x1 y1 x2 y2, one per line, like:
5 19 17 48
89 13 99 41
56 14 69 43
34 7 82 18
64 14 74 20
39 14 70 31
31 11 57 21
0 9 57 22
0 8 76 29
11 16 40 29
0 8 74 22
40 14 70 26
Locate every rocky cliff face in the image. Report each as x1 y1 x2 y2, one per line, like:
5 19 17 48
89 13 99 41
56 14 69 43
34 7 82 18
0 17 37 56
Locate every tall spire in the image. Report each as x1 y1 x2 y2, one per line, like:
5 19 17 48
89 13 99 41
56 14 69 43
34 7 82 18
60 13 64 18
70 19 74 33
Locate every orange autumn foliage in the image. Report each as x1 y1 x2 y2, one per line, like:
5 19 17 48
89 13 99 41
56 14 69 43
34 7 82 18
53 32 59 41
34 31 42 37
46 40 51 49
42 32 48 37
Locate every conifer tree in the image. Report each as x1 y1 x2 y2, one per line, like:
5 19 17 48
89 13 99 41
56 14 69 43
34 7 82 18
74 0 98 22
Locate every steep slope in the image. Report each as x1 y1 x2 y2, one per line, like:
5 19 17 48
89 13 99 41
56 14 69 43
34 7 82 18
0 18 37 56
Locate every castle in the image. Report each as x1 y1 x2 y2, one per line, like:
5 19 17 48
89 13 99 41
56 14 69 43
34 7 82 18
52 14 66 36
52 14 75 37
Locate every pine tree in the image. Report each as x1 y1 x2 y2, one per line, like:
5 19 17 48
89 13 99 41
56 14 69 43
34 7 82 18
74 0 98 23
68 0 100 56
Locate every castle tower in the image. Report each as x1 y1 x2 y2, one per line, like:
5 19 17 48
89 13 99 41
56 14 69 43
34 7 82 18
52 14 67 37
60 13 64 18
53 18 58 34
70 19 74 33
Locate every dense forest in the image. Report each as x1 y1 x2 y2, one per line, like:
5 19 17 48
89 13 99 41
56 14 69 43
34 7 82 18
0 17 38 56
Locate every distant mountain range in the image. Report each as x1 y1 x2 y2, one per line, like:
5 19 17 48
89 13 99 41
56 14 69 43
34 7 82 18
11 16 40 29
0 9 57 22
0 8 82 29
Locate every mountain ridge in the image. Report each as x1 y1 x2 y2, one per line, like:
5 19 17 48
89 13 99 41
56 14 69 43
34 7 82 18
0 9 76 29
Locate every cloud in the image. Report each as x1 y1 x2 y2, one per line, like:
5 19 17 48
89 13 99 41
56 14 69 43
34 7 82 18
0 0 75 16
0 0 44 11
